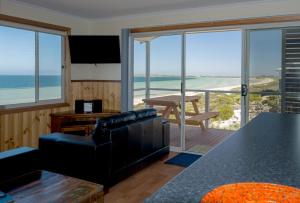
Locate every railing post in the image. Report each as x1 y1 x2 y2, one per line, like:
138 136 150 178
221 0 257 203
205 91 210 128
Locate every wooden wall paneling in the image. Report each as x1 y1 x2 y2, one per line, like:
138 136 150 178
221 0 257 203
22 111 31 148
71 81 121 111
30 111 40 147
103 83 110 110
0 81 121 151
0 107 68 151
7 114 14 150
14 113 22 149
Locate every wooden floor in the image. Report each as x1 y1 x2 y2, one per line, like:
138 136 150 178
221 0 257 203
170 124 234 153
104 125 234 203
104 152 184 203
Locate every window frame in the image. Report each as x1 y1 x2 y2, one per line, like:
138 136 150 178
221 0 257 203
0 22 67 110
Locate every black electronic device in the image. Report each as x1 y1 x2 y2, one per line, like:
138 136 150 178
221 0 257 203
69 35 121 64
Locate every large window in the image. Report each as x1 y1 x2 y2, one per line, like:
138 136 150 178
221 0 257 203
0 25 64 107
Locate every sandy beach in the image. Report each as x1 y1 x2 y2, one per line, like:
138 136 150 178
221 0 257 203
134 77 274 105
0 86 61 105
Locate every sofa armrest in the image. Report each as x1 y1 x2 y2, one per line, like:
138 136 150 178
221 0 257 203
39 133 112 185
0 147 40 191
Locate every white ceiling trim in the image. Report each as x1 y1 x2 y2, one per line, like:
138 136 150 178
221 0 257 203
11 0 285 20
5 0 91 21
90 0 285 22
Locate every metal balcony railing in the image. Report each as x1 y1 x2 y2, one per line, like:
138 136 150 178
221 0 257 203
134 87 281 128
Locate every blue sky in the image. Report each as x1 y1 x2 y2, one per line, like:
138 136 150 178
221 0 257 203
0 25 281 77
0 25 62 75
134 29 281 77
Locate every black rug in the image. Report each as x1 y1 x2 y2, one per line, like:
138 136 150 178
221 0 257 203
165 153 201 167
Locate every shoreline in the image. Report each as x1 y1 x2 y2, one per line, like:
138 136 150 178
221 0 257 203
0 86 61 105
134 77 275 105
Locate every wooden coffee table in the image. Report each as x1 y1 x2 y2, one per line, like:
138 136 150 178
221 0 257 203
7 170 103 203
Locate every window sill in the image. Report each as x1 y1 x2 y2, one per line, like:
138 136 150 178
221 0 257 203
0 103 70 115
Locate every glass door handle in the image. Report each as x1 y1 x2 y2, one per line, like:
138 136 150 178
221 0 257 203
181 82 183 94
241 84 248 96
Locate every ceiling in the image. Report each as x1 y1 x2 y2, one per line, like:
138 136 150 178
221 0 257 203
15 0 266 19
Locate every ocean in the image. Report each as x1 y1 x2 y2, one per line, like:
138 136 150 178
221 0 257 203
133 76 242 104
0 75 244 106
0 75 61 88
0 75 240 89
0 75 61 105
134 76 241 89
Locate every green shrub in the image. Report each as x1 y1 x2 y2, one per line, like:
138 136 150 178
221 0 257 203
218 105 234 120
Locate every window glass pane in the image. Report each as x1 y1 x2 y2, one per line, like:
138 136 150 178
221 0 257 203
185 30 242 131
150 35 182 89
0 26 35 105
186 30 242 91
249 29 282 92
39 33 62 100
248 29 282 120
133 39 146 108
134 39 146 89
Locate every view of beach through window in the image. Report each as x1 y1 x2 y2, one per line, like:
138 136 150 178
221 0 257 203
0 25 62 106
133 29 281 131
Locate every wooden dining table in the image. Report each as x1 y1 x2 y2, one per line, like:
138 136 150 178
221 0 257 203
143 95 201 126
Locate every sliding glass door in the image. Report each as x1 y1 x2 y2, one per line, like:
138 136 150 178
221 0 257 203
133 34 184 151
130 23 300 153
133 38 146 110
132 30 243 153
185 30 242 154
150 34 183 150
246 29 282 121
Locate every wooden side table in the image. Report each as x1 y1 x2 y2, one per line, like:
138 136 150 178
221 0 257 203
7 170 104 203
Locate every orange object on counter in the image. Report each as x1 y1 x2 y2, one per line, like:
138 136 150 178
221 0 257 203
201 182 300 203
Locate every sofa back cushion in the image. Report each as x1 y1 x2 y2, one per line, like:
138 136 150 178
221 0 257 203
131 108 157 120
92 112 136 144
109 116 163 174
95 112 136 129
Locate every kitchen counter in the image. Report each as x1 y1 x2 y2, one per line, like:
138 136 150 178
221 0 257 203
145 113 300 203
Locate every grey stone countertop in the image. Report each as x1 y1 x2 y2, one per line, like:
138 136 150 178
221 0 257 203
145 113 300 203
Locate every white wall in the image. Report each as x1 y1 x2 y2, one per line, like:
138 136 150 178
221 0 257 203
71 64 121 80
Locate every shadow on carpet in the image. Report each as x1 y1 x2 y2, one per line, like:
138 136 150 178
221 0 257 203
165 153 201 167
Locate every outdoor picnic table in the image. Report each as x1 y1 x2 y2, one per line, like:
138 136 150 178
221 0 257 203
143 95 219 130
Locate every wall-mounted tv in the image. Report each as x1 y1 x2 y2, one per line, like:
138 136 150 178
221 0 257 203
68 35 121 64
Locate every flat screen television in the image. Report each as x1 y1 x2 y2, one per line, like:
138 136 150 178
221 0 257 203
68 35 121 64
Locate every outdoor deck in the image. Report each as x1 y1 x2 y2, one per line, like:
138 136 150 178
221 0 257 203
170 123 235 154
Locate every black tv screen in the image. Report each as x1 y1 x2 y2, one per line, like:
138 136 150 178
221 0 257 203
68 35 121 64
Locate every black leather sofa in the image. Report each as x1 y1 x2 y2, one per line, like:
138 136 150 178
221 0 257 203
39 108 170 188
0 147 41 192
